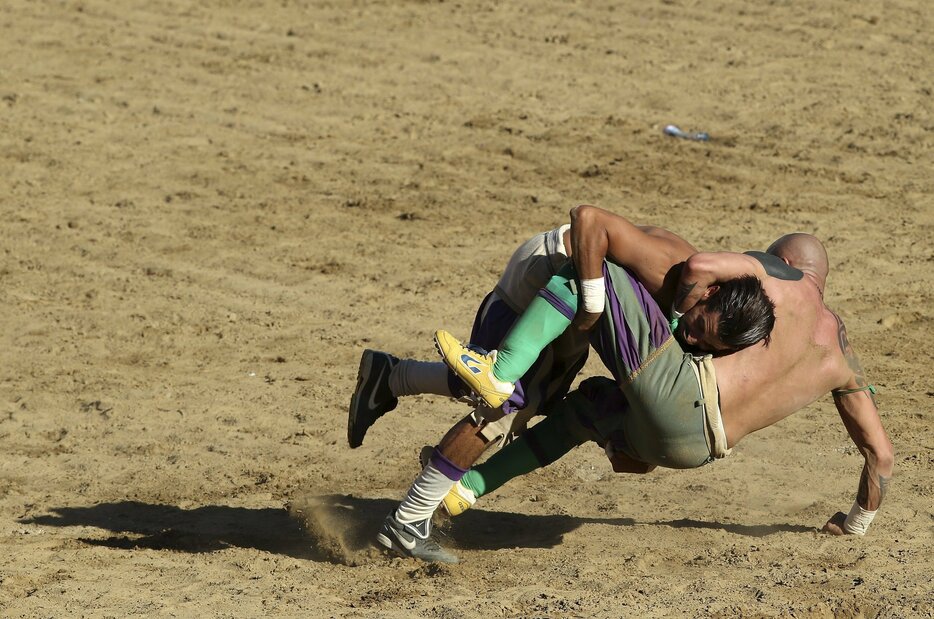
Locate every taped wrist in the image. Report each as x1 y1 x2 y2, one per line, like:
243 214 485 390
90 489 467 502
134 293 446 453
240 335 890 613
580 277 605 314
842 501 877 535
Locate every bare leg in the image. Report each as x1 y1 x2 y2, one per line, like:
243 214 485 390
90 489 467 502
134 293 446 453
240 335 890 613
436 415 495 469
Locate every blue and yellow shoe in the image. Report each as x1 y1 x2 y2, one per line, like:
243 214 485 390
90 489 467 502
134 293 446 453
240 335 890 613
433 330 514 409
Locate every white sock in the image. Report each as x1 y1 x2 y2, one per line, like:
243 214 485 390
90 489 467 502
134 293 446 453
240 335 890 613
388 360 453 398
395 462 455 524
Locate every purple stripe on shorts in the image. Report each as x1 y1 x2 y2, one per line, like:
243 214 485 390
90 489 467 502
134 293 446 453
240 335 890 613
601 265 642 376
537 287 576 321
592 263 670 379
618 266 670 349
429 447 467 482
600 286 642 380
590 316 626 383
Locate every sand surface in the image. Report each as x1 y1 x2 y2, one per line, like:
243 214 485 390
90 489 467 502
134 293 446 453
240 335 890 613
1 0 932 617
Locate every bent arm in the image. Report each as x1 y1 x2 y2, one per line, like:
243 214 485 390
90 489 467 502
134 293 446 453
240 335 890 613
569 204 696 295
569 204 614 282
673 252 768 316
824 315 894 535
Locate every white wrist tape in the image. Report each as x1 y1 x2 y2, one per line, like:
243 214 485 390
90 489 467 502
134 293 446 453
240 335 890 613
580 277 605 314
671 304 684 319
842 501 877 536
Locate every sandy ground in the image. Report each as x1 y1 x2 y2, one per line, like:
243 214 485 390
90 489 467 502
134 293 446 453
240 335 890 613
1 0 932 617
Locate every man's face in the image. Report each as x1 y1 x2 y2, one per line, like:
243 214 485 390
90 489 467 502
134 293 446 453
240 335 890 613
677 304 732 353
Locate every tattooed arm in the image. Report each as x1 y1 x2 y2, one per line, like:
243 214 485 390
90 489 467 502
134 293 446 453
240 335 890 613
822 314 894 536
673 252 768 316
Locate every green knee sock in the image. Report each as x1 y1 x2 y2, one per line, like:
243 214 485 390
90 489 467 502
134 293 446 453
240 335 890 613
493 266 579 383
460 410 583 498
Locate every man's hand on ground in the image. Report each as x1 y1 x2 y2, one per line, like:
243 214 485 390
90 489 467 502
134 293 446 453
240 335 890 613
821 511 848 535
572 310 602 332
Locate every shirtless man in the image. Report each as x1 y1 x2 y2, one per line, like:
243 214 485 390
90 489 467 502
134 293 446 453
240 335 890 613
372 209 776 563
438 206 892 555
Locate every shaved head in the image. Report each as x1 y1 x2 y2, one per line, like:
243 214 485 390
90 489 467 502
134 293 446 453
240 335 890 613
767 233 829 293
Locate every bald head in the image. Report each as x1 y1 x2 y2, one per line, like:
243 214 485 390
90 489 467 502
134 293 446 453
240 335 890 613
767 233 829 292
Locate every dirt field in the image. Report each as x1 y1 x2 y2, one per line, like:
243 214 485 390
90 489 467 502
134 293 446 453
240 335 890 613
1 0 932 616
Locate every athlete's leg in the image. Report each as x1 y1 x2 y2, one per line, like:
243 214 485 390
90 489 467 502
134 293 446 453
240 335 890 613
348 351 460 448
349 291 512 448
494 265 579 382
458 377 627 500
459 404 584 499
436 264 581 408
380 230 582 561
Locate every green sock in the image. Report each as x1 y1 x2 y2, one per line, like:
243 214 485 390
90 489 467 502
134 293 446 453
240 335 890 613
460 409 584 498
493 266 579 383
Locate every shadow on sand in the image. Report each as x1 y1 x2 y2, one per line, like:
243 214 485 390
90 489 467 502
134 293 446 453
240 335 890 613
20 495 814 565
21 500 332 561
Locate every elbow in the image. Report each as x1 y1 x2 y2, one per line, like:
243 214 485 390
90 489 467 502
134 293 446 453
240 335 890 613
569 204 596 226
682 252 716 280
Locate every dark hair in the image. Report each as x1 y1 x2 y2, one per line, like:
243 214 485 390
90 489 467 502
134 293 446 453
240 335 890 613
706 275 775 350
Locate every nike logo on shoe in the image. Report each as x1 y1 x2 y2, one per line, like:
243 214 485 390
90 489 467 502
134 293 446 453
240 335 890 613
366 359 390 411
406 519 431 539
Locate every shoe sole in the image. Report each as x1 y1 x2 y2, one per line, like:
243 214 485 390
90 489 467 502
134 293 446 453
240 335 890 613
433 332 508 409
347 350 376 448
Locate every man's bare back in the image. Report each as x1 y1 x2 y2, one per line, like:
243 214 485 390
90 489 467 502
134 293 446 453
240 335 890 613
571 205 873 447
716 275 846 443
572 207 892 535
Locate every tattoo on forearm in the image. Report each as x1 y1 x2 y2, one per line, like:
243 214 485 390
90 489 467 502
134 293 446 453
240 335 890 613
856 467 869 506
674 281 696 308
856 467 889 509
832 313 877 406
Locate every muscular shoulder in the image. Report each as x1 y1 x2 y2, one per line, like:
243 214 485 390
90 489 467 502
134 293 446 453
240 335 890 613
828 310 876 399
744 251 804 281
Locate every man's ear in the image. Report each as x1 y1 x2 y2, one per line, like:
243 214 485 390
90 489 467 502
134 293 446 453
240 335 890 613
701 284 720 300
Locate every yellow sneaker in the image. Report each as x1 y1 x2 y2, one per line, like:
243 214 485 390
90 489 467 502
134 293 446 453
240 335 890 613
441 480 476 517
434 330 514 408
